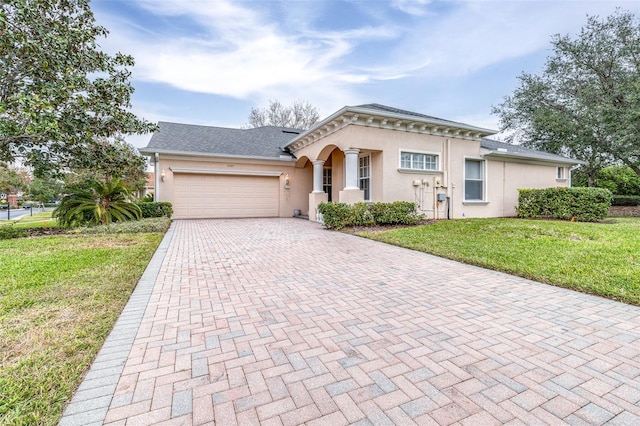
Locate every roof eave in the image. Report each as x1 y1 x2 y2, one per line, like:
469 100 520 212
482 150 585 165
138 147 296 162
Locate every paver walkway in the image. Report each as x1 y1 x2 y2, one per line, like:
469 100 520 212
60 218 640 425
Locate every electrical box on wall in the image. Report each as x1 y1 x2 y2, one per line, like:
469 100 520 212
437 193 446 202
412 180 421 186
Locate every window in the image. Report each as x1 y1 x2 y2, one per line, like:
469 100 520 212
400 151 438 171
557 167 566 180
464 159 484 201
323 168 332 202
359 155 371 201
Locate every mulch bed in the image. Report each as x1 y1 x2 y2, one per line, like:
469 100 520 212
27 228 68 237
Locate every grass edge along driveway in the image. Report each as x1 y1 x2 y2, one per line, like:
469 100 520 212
0 232 163 426
360 217 640 306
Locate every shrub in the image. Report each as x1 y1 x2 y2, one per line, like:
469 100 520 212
370 201 420 225
611 195 640 206
517 187 611 222
53 179 141 228
318 201 420 229
72 218 171 234
0 226 28 240
350 202 375 226
318 202 352 230
137 201 173 218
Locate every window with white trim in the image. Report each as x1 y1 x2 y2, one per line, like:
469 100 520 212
464 159 484 201
557 167 566 180
400 151 438 171
323 168 332 202
359 154 371 201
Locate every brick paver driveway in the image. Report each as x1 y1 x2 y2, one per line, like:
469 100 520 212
62 219 640 425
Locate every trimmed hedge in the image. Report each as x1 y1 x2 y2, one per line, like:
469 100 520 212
71 217 172 234
137 201 173 218
612 195 640 206
517 187 611 222
0 226 28 240
318 201 420 230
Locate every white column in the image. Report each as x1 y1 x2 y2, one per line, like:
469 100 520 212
344 148 360 190
312 160 325 193
154 153 160 201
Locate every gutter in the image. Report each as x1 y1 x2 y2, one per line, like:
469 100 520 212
138 148 296 162
481 150 585 166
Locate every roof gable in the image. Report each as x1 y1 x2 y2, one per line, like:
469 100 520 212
286 104 497 153
140 122 301 159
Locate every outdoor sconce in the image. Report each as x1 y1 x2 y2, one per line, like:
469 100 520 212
284 173 290 187
161 169 166 182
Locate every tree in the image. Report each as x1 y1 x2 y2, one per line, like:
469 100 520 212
0 162 28 193
493 10 640 185
65 137 148 192
53 178 141 228
27 176 64 203
247 100 320 129
573 165 640 196
0 0 156 177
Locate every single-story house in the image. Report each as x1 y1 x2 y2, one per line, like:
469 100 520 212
139 103 582 221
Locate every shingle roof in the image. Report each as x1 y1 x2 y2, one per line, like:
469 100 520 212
481 138 583 164
140 122 302 159
353 103 470 127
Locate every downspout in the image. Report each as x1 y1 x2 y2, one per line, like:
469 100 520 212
154 152 160 202
569 165 580 187
447 138 452 219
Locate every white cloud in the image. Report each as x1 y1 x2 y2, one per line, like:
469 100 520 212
92 0 640 127
385 1 640 79
96 0 397 111
390 0 433 16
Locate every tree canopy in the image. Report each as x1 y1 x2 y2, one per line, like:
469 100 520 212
65 137 148 192
0 0 156 177
493 10 640 185
0 162 28 194
247 100 320 130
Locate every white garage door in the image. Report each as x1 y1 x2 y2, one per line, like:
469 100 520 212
172 173 279 219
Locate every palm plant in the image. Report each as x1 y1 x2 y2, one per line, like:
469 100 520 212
53 179 142 228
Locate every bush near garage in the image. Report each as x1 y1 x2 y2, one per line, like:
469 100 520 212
517 187 612 222
136 201 173 218
318 201 421 230
612 195 640 206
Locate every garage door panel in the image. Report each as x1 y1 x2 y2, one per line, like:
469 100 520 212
173 174 279 219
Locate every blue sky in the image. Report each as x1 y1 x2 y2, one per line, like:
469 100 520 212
91 0 640 148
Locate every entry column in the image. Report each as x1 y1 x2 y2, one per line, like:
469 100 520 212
312 160 325 193
343 149 360 190
339 148 365 204
309 159 328 222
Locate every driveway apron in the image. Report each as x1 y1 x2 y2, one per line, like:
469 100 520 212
60 218 640 425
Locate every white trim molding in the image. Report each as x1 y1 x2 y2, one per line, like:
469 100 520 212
169 168 283 177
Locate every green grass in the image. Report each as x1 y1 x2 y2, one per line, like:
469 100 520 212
360 217 640 305
0 211 58 229
0 232 163 425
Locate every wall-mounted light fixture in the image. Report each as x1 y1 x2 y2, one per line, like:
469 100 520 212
284 173 290 187
161 169 166 182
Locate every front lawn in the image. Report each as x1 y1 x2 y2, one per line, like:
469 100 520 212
0 232 163 425
360 217 640 305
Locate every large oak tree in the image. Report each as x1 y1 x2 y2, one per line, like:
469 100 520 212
0 0 155 177
493 10 640 185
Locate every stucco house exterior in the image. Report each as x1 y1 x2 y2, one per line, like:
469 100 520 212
139 104 582 221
